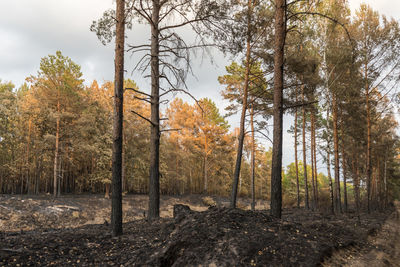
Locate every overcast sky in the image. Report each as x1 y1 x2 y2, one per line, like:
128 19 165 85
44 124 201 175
0 0 399 169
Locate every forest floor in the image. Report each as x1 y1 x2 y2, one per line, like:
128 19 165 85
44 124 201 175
0 194 397 266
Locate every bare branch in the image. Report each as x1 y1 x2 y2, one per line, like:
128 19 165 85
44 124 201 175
160 128 181 133
131 110 155 126
125 87 152 98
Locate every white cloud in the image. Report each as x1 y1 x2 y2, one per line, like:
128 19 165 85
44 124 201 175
349 0 400 19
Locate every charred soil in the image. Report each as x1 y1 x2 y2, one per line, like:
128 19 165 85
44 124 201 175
0 195 394 266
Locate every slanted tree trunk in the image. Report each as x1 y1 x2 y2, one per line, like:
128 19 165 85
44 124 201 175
149 0 161 218
294 86 300 208
270 0 286 218
230 0 252 208
302 85 309 210
111 0 125 237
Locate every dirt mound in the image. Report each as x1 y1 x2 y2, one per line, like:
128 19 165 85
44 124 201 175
142 206 363 266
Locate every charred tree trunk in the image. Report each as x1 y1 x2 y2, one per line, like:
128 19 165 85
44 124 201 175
270 0 286 218
148 0 161 218
111 0 125 237
230 0 252 208
250 103 256 211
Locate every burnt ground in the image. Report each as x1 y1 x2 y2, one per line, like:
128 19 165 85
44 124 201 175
0 194 397 266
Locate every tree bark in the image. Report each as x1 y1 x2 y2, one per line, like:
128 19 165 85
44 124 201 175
111 0 125 237
148 0 161 218
340 115 348 213
327 142 334 215
53 99 60 197
384 155 388 208
332 93 341 213
352 153 360 218
230 0 252 208
302 85 309 210
310 110 316 210
270 0 285 218
26 118 32 194
204 135 208 193
312 111 318 208
365 66 372 214
294 86 300 208
250 103 256 211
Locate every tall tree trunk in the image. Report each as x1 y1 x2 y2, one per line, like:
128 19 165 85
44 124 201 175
340 109 347 212
57 155 62 196
352 153 360 218
122 131 126 193
149 0 161 218
310 110 316 210
250 103 256 211
384 155 388 208
26 118 32 194
270 0 285 218
312 110 318 208
111 0 125 237
230 0 252 208
53 100 60 197
341 131 348 213
294 86 300 208
204 135 208 193
365 66 372 214
302 86 309 210
376 160 380 210
327 143 334 215
332 93 341 213
341 144 347 212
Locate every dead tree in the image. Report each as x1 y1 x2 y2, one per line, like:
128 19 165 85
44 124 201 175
93 0 226 219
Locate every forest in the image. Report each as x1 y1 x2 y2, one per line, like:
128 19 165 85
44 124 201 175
1 0 400 266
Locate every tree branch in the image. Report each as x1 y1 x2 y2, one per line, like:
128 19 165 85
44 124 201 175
283 100 318 110
130 110 155 126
